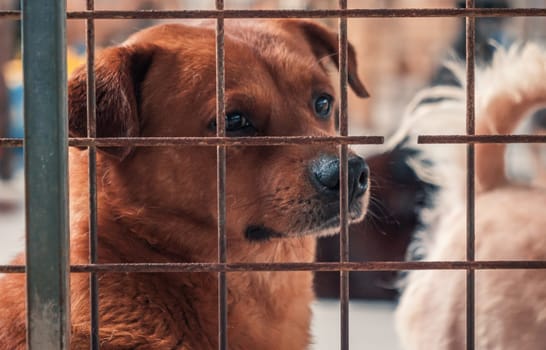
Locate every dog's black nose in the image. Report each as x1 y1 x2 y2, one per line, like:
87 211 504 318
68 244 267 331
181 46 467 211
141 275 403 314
311 155 369 201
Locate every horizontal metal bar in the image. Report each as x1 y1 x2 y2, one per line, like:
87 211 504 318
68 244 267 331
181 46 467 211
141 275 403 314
419 135 546 144
1 8 546 20
0 136 383 148
5 134 546 148
2 260 546 274
0 10 19 18
0 138 23 147
0 265 26 273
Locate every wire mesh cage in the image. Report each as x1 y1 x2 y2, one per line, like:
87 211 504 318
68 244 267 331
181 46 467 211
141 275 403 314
0 0 545 349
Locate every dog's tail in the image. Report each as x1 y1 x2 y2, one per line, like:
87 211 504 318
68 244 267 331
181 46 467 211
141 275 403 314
474 44 546 191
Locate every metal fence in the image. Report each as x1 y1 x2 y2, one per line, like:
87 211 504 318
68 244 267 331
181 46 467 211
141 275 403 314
0 0 546 349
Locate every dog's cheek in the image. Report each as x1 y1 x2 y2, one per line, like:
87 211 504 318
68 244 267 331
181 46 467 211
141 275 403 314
178 148 218 219
220 148 260 232
118 148 218 221
261 155 316 233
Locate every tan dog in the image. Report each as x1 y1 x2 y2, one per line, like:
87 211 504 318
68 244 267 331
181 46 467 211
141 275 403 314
395 44 546 350
0 20 370 349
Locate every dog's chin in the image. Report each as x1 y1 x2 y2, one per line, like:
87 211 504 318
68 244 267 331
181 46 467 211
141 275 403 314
302 206 366 238
244 199 368 242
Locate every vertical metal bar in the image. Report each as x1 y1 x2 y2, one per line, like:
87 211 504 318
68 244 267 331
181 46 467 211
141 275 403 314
22 0 70 348
465 1 476 349
86 0 100 349
215 1 228 349
338 1 350 349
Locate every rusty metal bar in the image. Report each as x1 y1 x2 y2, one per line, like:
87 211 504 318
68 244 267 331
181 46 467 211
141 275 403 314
2 260 546 274
0 10 18 18
0 136 384 147
3 8 546 20
0 138 23 147
85 0 100 348
338 1 350 349
7 134 546 148
466 1 476 348
419 135 546 144
215 1 228 349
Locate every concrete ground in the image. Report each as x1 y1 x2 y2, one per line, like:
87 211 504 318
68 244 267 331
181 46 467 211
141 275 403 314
0 171 25 263
312 299 401 350
0 172 402 350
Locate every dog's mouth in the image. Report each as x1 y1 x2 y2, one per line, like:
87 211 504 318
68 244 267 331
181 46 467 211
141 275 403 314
244 197 366 242
302 200 366 236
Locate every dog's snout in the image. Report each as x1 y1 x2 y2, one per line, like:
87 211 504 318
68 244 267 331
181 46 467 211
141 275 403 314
311 155 369 201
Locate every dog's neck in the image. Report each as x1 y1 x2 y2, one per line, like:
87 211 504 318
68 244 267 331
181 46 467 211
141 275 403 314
69 192 316 349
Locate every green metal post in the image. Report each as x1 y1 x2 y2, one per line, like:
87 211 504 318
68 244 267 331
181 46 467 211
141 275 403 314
22 0 70 348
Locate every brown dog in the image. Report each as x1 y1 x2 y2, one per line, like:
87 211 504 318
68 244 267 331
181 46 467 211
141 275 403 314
0 20 370 349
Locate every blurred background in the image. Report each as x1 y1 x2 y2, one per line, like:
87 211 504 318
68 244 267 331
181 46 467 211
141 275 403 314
1 1 545 349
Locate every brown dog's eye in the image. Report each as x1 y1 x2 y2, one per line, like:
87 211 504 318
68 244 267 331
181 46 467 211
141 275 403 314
314 94 333 119
208 112 255 135
226 112 252 131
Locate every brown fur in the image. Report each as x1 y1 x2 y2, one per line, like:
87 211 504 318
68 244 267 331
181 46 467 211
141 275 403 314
0 20 369 349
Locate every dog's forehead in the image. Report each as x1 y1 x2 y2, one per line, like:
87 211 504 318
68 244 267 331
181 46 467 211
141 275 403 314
222 22 334 112
134 23 334 134
130 22 327 84
224 21 324 75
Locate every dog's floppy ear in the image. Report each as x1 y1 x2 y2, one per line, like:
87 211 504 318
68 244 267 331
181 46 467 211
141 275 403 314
68 44 155 160
280 19 369 98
